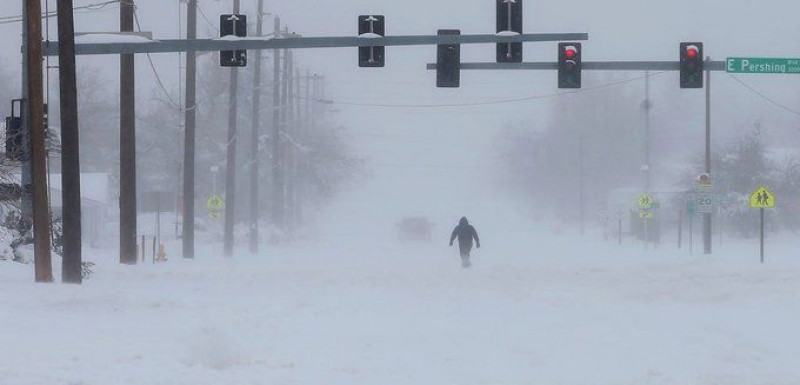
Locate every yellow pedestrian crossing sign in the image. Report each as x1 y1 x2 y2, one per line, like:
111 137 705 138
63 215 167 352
638 194 654 209
207 195 225 211
749 187 775 209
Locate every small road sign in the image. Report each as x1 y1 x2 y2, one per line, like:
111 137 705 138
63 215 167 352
749 186 775 209
726 58 800 74
207 195 225 211
639 210 653 219
750 186 775 264
696 192 714 214
637 194 654 209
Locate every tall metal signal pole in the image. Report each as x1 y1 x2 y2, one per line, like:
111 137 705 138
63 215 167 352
26 0 53 282
249 0 265 254
120 0 137 265
57 0 83 283
644 71 651 191
704 57 712 255
182 0 198 259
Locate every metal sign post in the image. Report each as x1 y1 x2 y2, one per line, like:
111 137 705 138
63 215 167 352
749 186 775 264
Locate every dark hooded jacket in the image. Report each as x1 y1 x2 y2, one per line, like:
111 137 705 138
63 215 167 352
450 217 480 248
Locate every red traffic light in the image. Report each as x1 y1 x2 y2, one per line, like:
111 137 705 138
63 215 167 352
564 47 577 59
685 46 698 58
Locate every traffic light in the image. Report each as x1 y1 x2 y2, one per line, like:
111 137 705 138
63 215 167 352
436 29 461 88
496 0 523 63
358 15 385 67
680 42 703 88
5 99 25 161
220 14 247 67
558 43 581 89
5 100 24 162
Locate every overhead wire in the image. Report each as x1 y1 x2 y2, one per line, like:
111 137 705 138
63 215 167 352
196 3 220 33
132 8 183 110
0 0 122 24
728 74 800 116
303 71 670 109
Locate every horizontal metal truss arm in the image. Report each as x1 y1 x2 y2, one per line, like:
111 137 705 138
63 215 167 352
41 33 589 56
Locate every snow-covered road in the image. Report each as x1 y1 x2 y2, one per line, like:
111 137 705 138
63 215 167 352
2 231 800 385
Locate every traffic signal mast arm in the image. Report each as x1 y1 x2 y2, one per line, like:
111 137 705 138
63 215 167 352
40 33 589 56
426 60 728 71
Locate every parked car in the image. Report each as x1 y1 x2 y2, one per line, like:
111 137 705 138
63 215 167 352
396 217 434 242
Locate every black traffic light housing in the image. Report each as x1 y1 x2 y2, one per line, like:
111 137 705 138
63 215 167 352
558 42 581 89
496 0 523 63
358 15 385 67
680 42 704 88
436 29 461 88
220 14 247 67
5 99 25 161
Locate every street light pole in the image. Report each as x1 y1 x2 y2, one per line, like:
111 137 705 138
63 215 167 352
703 57 713 255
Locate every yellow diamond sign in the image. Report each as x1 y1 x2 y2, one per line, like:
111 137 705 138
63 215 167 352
638 194 654 209
207 195 225 211
749 187 775 209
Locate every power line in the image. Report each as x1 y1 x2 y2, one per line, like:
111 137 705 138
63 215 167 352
728 74 800 116
0 0 122 24
305 71 669 109
132 9 183 110
196 3 220 34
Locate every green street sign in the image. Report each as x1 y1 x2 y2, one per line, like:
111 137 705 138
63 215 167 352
726 58 800 74
686 200 696 215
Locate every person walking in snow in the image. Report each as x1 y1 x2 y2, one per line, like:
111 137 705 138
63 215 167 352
449 217 480 268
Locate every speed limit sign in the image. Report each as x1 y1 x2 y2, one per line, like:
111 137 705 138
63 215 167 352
697 192 713 214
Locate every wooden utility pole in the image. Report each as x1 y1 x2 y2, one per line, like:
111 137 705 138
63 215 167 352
182 0 198 259
119 0 137 265
249 0 265 254
20 0 33 227
26 0 53 282
223 0 242 257
271 17 284 233
285 50 295 231
294 67 306 226
57 0 83 284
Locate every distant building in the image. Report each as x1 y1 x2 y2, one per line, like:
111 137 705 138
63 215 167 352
48 173 114 245
7 172 114 245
